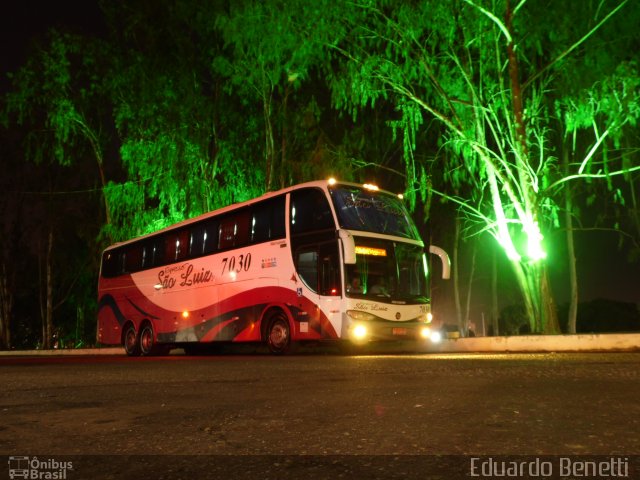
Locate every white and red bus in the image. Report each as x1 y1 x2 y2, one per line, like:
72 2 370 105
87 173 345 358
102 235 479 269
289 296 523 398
97 179 450 355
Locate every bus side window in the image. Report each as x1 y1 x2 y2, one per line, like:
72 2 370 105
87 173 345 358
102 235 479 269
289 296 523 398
251 196 285 244
142 238 162 269
294 242 341 296
319 242 341 296
234 210 251 247
117 250 126 275
270 196 286 239
101 251 118 278
218 217 235 250
175 230 189 261
125 244 143 273
164 233 176 263
190 220 218 257
190 224 205 257
295 248 319 293
164 230 189 263
290 188 334 235
203 219 218 254
219 210 251 250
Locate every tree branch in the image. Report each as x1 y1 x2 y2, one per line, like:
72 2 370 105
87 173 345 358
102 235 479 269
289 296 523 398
546 164 640 192
522 0 629 91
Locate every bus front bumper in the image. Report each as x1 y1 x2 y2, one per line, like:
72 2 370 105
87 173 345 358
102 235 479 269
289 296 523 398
347 320 442 344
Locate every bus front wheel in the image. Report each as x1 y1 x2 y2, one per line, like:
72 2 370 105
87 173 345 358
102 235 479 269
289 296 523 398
266 314 291 355
123 324 140 357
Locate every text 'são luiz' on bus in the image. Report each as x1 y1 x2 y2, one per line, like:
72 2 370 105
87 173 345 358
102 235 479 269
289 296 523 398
97 178 451 355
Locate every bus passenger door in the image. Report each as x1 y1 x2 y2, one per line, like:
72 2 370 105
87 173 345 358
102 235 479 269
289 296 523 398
293 241 342 339
317 241 342 339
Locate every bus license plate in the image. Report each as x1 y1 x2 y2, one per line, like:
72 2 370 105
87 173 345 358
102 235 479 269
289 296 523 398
392 328 408 336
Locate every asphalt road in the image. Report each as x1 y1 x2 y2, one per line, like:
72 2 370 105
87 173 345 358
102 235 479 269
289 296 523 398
1 351 639 479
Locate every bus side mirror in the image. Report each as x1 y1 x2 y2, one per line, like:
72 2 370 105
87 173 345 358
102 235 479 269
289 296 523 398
339 230 356 264
429 245 451 280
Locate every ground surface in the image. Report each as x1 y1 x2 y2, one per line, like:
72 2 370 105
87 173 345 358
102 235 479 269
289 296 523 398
1 351 638 478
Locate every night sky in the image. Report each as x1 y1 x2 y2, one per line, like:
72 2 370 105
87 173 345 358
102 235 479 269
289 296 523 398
554 230 638 305
2 2 101 72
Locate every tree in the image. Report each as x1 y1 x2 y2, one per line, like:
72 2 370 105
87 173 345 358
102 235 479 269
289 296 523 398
541 1 640 332
2 30 111 348
4 30 115 234
92 1 263 241
321 0 638 333
0 128 22 349
212 0 357 191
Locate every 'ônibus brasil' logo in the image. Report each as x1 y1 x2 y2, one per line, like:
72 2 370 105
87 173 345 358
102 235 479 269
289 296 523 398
8 456 73 479
157 263 214 290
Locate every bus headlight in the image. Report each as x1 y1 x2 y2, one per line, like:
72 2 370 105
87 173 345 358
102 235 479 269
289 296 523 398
352 324 368 340
430 330 443 343
419 326 431 339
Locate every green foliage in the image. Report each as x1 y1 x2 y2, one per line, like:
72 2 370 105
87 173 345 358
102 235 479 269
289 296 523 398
100 0 268 241
4 30 110 167
213 0 326 96
558 61 640 141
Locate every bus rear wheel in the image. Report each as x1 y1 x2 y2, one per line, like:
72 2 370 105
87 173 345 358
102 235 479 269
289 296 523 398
123 324 140 356
266 314 291 355
139 324 156 356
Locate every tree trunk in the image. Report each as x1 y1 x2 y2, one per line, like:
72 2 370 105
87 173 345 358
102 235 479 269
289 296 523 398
491 248 499 336
509 258 559 334
463 244 477 336
0 262 12 349
280 84 290 189
626 138 640 245
75 117 113 240
505 0 527 158
41 229 54 349
263 89 276 192
503 0 559 335
95 150 112 230
453 216 463 333
563 146 578 334
540 265 560 334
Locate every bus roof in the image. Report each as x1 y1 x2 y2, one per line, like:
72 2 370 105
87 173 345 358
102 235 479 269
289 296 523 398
103 179 401 251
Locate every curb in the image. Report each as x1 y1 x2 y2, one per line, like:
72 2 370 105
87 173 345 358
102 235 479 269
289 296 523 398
431 332 640 353
0 348 123 356
0 333 638 356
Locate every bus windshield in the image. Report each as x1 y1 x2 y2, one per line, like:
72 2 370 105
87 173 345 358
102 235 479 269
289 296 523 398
329 185 420 240
344 237 428 303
